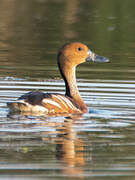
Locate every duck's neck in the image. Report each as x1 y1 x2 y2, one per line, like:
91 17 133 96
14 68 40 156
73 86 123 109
59 64 87 113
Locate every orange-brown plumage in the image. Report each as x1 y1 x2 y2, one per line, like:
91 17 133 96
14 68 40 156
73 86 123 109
7 42 109 115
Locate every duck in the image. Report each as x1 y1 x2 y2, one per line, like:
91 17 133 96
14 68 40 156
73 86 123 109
7 42 109 115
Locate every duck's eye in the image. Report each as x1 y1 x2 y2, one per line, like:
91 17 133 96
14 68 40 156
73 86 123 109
78 47 83 51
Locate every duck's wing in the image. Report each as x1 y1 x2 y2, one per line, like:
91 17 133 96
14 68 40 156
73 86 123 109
7 91 49 113
7 91 80 114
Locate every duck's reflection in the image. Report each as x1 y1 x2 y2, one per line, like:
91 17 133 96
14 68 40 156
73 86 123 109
37 114 86 178
56 119 85 176
8 112 87 177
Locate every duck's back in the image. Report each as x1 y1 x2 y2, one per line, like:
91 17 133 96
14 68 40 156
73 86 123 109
7 91 80 114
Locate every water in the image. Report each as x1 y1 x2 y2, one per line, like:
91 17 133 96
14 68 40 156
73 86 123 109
1 0 135 179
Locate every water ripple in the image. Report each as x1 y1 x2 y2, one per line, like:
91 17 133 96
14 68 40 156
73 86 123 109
0 79 135 179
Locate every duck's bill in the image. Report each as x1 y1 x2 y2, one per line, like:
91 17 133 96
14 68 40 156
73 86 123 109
93 55 109 63
86 50 109 63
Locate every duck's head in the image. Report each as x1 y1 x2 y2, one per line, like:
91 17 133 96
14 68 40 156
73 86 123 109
57 42 109 68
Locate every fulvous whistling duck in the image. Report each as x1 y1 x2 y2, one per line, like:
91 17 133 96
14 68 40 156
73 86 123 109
7 42 109 115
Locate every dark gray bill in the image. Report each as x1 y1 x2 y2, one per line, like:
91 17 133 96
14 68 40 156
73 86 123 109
86 49 109 63
93 55 109 63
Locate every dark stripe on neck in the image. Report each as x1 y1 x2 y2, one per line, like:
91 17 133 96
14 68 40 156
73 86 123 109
57 53 71 97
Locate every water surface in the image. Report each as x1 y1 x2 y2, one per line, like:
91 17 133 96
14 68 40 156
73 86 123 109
0 0 135 179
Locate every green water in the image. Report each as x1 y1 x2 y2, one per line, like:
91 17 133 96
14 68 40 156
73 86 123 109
0 0 135 80
0 0 135 179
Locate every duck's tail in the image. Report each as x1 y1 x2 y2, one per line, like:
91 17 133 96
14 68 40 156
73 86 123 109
7 101 27 112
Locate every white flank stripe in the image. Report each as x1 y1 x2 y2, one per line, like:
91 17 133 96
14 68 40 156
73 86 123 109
53 95 68 109
53 95 74 110
58 95 75 109
42 98 61 109
33 105 47 112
